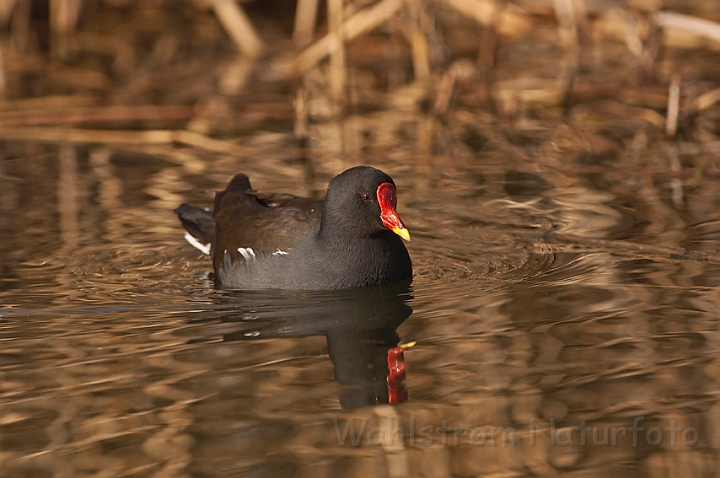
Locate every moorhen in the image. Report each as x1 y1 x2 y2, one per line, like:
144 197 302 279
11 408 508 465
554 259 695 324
175 166 412 290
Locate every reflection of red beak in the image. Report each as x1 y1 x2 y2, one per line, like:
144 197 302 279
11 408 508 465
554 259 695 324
388 382 408 405
387 346 407 382
387 346 408 404
377 183 411 241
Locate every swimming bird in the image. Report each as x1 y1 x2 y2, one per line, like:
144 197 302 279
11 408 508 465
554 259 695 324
175 166 412 290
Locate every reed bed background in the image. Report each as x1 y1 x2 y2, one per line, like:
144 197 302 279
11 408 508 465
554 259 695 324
0 0 719 166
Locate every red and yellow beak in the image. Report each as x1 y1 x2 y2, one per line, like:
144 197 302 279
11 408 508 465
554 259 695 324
377 182 411 241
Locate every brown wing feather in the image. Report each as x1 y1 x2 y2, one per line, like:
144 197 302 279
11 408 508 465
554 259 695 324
211 174 323 271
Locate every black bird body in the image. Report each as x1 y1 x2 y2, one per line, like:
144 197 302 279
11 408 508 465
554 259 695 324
175 166 412 290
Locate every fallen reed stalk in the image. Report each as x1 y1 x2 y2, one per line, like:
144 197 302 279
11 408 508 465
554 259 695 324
0 127 246 154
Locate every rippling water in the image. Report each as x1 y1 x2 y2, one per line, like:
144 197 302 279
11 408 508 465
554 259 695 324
2 139 720 477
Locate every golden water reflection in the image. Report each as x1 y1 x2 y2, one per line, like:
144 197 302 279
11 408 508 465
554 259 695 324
2 143 720 477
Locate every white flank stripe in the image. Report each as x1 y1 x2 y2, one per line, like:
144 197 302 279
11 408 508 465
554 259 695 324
184 232 211 255
272 249 288 256
237 247 256 260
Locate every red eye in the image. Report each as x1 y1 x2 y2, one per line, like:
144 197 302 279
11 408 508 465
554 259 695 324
361 193 371 202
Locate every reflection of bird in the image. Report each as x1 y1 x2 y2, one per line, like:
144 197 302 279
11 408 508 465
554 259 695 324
175 166 412 290
220 284 413 408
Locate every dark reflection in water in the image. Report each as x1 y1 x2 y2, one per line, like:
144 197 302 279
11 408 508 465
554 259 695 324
210 283 413 408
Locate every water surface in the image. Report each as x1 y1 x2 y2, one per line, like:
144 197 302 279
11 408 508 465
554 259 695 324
2 138 720 477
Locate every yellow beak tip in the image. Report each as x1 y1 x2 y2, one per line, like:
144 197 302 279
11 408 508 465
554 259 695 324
392 226 411 241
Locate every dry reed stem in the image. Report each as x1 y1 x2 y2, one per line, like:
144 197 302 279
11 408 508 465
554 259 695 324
620 10 643 57
0 44 5 99
294 87 309 143
0 95 99 111
552 0 579 49
294 0 320 46
654 11 720 44
407 0 431 83
0 105 195 126
694 87 720 111
10 0 30 52
665 74 681 138
442 0 495 26
0 0 16 24
433 69 457 116
49 0 82 34
552 0 583 106
0 0 15 24
219 56 254 94
477 8 500 71
212 0 264 58
328 0 346 106
441 0 531 35
0 127 246 154
49 0 83 58
291 0 403 74
432 61 477 116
